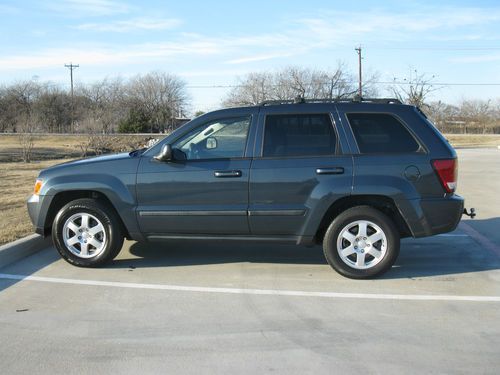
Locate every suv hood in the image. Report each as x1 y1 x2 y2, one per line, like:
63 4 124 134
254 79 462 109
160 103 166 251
41 152 135 175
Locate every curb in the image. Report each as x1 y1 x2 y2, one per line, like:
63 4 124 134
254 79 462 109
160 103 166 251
0 234 52 269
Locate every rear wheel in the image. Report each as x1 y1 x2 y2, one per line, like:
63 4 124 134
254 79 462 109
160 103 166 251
323 206 400 279
52 198 124 267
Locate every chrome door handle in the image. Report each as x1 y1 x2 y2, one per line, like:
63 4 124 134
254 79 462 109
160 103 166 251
316 167 344 175
214 170 242 178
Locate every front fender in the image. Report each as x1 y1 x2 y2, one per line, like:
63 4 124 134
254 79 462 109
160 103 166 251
41 173 140 239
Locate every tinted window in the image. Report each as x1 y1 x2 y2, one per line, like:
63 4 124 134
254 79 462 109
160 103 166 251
172 116 250 160
263 114 336 157
347 113 420 153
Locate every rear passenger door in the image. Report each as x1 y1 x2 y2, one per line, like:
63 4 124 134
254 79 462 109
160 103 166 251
249 106 353 237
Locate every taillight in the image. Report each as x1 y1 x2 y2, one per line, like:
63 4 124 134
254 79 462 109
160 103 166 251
432 159 457 193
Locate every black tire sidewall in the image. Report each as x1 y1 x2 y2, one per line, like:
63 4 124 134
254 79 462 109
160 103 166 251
323 206 400 279
52 199 123 267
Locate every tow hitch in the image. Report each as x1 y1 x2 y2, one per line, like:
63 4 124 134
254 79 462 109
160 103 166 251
463 208 476 219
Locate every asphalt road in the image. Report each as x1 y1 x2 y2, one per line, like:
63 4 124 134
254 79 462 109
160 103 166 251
1 148 499 374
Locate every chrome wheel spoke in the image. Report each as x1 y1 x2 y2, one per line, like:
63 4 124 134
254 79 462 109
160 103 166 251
81 214 89 229
88 223 104 236
341 231 356 243
356 252 366 267
341 245 356 257
80 242 89 256
369 231 384 244
67 221 79 234
67 235 80 246
88 238 102 249
357 222 368 237
368 247 382 259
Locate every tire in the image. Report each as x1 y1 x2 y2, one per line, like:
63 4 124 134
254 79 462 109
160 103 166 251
52 198 124 267
323 206 400 279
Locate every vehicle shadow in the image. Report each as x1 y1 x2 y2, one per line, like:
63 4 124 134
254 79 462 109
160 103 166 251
1 218 498 292
109 218 500 279
379 217 500 279
114 240 328 268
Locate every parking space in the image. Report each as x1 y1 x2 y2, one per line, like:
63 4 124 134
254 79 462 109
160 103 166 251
1 148 499 374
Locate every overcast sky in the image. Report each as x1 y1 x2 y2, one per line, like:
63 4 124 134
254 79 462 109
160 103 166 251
0 0 499 113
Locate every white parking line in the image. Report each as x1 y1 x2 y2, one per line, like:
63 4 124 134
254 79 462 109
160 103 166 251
1 273 499 302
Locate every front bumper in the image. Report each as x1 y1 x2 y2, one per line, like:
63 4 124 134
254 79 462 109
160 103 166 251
27 194 50 236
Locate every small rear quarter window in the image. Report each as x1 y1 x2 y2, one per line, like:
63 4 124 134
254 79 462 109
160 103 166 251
347 113 420 154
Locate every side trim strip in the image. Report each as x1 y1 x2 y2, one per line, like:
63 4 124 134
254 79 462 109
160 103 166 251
139 210 306 217
248 210 306 216
147 234 300 243
139 210 246 217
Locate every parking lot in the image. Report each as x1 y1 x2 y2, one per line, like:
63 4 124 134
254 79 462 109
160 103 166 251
1 148 499 374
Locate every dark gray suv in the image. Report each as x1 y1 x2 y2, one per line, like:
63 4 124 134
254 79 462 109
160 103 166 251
27 98 465 278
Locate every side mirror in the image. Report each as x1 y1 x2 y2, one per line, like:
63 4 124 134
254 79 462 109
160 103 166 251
154 144 173 162
206 136 217 149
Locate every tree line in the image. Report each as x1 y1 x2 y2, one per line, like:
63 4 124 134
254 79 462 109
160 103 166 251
0 71 188 135
0 67 499 136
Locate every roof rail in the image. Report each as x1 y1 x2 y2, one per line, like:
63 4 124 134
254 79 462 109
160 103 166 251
259 97 402 106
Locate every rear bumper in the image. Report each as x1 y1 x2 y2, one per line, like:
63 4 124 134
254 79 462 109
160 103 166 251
398 194 464 238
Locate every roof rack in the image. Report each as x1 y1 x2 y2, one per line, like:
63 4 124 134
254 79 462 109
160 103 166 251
259 97 402 106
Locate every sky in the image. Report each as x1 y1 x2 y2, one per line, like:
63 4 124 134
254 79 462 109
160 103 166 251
0 0 499 114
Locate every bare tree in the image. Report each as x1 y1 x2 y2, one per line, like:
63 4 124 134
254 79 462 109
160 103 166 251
0 86 20 132
77 78 127 134
426 101 459 132
126 71 188 133
35 85 72 133
459 99 495 134
223 65 377 107
223 72 273 107
7 81 41 162
391 70 440 108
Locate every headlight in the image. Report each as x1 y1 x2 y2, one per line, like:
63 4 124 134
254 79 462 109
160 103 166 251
34 179 43 195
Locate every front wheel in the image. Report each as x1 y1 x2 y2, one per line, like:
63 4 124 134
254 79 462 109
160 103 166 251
323 206 400 279
52 198 124 267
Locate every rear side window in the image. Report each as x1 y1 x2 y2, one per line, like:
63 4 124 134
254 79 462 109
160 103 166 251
347 113 420 154
263 114 336 157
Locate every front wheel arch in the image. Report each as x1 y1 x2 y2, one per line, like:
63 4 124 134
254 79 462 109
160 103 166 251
44 190 130 239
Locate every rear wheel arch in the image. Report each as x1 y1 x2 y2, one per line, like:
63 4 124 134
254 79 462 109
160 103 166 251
314 195 411 243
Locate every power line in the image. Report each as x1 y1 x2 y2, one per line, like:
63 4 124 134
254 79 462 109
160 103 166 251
184 81 500 89
365 47 500 51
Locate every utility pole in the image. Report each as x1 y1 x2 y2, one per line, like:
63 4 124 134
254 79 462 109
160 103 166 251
65 63 79 133
355 46 362 98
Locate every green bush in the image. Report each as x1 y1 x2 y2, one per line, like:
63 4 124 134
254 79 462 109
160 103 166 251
118 108 150 133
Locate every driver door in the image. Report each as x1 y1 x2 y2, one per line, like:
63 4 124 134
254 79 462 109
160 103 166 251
136 110 256 236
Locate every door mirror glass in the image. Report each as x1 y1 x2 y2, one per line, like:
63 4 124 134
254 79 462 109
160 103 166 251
206 136 217 149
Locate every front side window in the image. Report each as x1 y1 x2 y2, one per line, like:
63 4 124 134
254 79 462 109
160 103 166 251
263 114 337 157
347 113 420 154
172 116 251 160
